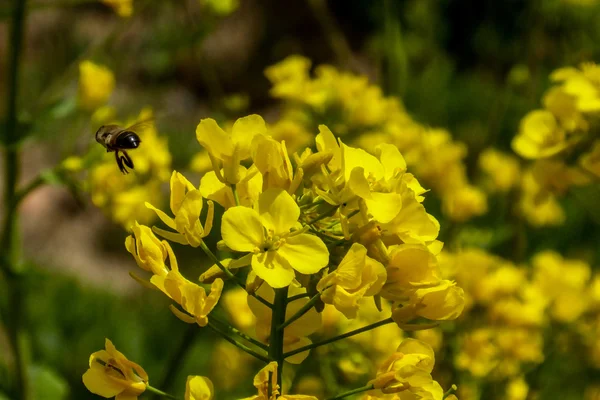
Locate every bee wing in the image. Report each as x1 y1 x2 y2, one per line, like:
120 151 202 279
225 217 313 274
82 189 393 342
124 118 155 132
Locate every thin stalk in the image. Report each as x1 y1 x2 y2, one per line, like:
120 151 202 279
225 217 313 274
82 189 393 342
231 184 241 206
151 324 197 399
305 206 338 225
283 318 394 359
14 174 45 205
211 315 268 351
146 385 179 399
207 322 270 363
2 1 29 399
199 241 272 308
326 384 374 400
268 287 289 392
287 293 310 302
278 289 325 331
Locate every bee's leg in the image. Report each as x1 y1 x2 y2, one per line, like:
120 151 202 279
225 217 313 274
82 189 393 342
121 151 134 170
115 151 128 174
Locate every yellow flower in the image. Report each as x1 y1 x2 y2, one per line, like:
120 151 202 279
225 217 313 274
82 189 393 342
380 244 441 301
392 280 465 323
241 362 319 400
512 110 570 159
147 171 214 247
196 115 267 184
317 243 387 319
368 338 443 399
478 148 521 192
78 61 115 110
200 165 263 209
101 0 133 17
251 135 298 192
125 222 171 277
221 188 329 288
185 376 214 400
442 185 488 222
161 275 224 328
82 339 148 400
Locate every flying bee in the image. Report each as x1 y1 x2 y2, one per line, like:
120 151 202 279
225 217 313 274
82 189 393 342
95 121 146 174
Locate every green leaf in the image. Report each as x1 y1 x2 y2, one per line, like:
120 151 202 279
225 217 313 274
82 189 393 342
29 365 69 400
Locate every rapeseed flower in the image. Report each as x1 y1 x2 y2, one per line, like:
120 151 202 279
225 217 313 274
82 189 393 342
147 171 214 247
317 243 387 319
221 188 329 288
185 376 214 400
78 60 115 110
196 115 267 184
101 0 133 17
241 362 318 400
368 338 443 399
83 339 148 400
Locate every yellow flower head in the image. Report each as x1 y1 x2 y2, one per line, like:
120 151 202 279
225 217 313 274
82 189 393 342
196 115 267 184
221 188 329 288
512 110 569 159
185 376 214 400
78 61 115 110
392 280 465 323
368 338 443 399
82 339 148 400
147 171 214 247
317 243 387 319
125 222 171 277
478 148 521 192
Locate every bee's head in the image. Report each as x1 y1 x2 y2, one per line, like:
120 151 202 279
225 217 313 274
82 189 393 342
95 125 108 144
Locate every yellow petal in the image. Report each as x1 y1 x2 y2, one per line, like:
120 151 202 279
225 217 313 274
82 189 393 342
222 206 264 252
145 202 176 230
83 368 124 397
185 376 214 400
196 118 233 159
231 114 267 160
257 189 299 234
277 233 329 275
252 252 295 288
365 192 402 223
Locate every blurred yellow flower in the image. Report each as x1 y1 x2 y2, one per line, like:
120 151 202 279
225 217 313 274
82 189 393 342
185 376 214 400
221 188 329 288
201 0 239 16
78 61 115 110
101 0 133 17
512 110 569 159
83 339 148 400
478 148 521 192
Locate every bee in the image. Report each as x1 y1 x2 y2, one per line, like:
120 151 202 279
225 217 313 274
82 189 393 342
95 122 145 174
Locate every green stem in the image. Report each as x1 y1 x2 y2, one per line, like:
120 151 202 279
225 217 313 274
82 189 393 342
14 174 45 205
278 290 325 331
283 318 394 359
269 287 289 392
2 1 29 399
287 293 310 302
199 241 272 308
326 384 374 400
211 314 268 350
146 385 179 399
151 324 197 399
231 184 241 206
305 206 338 225
207 322 270 363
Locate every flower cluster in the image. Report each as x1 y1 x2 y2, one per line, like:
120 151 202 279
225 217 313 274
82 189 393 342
262 55 487 222
436 248 600 398
84 111 463 399
511 62 600 226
